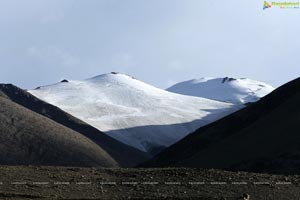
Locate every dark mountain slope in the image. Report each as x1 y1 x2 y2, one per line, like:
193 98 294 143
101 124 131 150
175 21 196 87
0 94 118 167
0 84 149 167
143 78 300 174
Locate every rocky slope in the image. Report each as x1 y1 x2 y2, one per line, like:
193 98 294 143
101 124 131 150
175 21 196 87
0 93 118 167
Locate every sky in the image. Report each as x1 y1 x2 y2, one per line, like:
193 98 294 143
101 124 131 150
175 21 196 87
0 0 299 89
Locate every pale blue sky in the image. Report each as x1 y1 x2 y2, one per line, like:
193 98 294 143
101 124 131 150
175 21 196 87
0 0 299 89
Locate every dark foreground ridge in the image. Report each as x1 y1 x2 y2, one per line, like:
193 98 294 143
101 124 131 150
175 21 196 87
0 84 149 167
0 91 118 167
143 78 300 174
0 166 299 200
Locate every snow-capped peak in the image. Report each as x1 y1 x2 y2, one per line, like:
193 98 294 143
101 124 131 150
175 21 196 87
29 73 239 153
87 72 137 82
167 77 274 104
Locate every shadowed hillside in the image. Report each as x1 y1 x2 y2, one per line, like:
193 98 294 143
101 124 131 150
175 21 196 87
0 94 118 167
143 78 300 174
0 84 149 167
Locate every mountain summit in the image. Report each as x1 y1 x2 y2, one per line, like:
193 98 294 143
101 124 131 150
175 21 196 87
29 72 238 154
167 77 274 104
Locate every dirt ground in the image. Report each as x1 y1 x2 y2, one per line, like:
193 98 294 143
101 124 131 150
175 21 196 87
0 166 299 199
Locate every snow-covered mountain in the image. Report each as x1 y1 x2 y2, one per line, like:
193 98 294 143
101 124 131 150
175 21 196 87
29 73 239 153
167 77 274 104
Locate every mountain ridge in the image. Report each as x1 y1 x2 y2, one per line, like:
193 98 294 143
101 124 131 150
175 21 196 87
29 72 239 153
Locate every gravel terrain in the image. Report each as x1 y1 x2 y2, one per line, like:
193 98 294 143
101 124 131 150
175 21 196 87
0 166 299 200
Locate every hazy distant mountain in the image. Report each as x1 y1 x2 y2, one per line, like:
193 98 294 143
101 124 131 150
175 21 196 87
143 77 300 174
0 89 118 167
29 72 239 154
0 84 149 167
167 77 274 104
